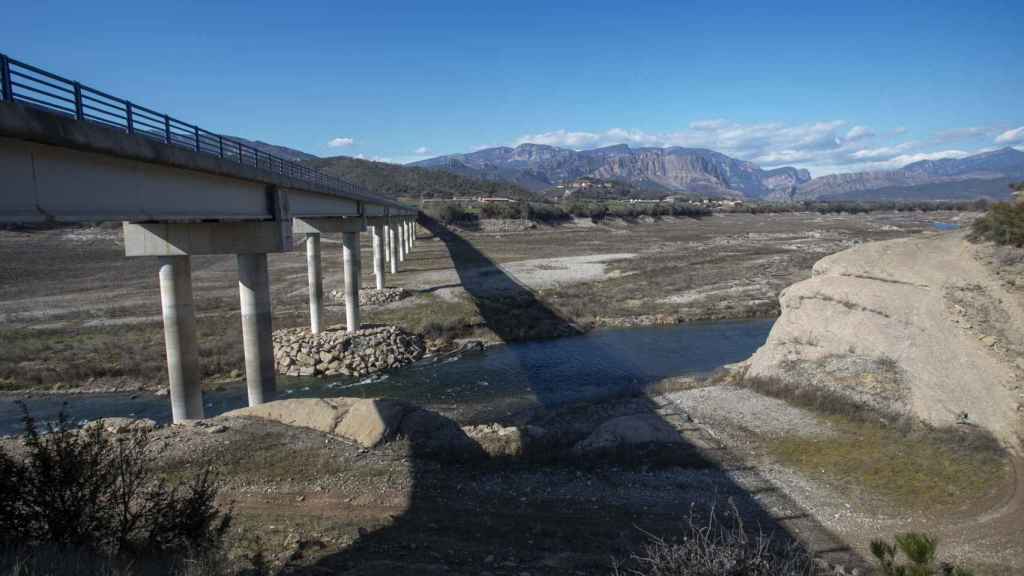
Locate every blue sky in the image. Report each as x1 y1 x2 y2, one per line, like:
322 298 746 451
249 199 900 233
5 0 1023 175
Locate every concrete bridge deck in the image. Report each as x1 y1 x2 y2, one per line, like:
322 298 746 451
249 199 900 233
0 53 420 422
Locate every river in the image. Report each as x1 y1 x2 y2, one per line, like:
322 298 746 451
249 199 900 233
0 319 774 435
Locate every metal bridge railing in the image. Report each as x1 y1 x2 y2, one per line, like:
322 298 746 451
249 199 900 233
0 53 386 206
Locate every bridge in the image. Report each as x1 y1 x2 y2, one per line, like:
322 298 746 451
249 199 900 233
0 53 420 422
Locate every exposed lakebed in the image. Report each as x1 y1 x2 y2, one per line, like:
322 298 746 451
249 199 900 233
0 319 773 435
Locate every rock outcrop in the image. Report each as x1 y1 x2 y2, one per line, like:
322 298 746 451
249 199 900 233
745 231 1024 446
273 325 424 378
223 398 518 459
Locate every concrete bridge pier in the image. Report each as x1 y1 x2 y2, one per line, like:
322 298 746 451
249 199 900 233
383 221 391 265
157 255 203 421
294 217 366 333
238 252 276 405
342 230 361 333
398 219 407 263
125 219 292 417
369 218 386 289
389 220 399 274
305 233 323 334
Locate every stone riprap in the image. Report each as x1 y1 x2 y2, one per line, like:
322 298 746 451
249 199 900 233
273 325 425 378
328 287 412 306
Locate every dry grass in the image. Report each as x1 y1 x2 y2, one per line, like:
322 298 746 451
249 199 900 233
735 375 1009 512
766 415 1008 512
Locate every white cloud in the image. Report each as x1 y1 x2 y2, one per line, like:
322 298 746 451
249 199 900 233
995 126 1024 144
327 137 354 148
845 125 874 142
414 146 431 155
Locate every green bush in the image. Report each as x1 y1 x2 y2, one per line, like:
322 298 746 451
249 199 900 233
969 202 1024 247
421 202 476 224
0 408 230 559
479 202 524 220
527 203 570 222
871 533 973 576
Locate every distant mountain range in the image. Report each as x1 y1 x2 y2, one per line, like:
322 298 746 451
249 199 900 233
412 144 1024 202
410 144 811 199
235 137 1023 203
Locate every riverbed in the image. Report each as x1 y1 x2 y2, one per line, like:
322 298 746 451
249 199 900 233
0 319 773 434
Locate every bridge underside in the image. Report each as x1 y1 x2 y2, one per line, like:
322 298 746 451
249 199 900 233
0 100 419 423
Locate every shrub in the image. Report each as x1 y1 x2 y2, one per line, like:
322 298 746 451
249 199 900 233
479 201 524 220
0 407 230 558
871 533 974 576
969 202 1024 247
527 203 570 222
613 501 814 576
422 202 475 224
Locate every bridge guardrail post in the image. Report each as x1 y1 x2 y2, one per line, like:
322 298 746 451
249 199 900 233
126 101 134 134
0 55 12 102
163 115 171 144
73 82 84 120
193 126 200 152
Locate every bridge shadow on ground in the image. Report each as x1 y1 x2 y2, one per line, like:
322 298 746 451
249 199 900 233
291 217 864 575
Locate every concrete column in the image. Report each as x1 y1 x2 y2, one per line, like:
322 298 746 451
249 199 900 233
410 220 416 247
306 234 323 335
398 221 407 262
383 223 391 264
158 256 203 422
237 253 276 406
372 224 385 290
389 224 398 274
342 231 361 333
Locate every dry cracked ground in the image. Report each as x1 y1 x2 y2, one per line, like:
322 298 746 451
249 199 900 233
1 210 1021 574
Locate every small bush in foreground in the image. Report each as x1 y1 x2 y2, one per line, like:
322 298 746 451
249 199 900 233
969 201 1024 247
871 533 974 576
0 407 230 563
613 502 814 576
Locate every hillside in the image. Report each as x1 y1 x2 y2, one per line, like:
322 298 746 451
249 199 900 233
304 155 534 201
412 143 810 198
226 137 319 162
789 147 1024 201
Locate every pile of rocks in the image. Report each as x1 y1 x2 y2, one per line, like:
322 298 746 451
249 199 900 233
328 287 412 306
273 325 425 378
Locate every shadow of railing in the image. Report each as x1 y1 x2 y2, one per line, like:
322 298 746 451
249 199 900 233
293 216 864 574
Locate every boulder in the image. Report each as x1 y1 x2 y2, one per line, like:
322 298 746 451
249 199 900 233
334 399 413 448
84 417 158 434
224 398 357 436
463 423 526 457
574 414 682 453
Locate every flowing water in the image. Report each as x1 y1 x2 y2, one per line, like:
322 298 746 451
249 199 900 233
1 319 774 435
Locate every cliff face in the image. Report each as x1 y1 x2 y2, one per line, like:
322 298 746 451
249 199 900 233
744 231 1024 447
412 144 810 197
416 145 1023 201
